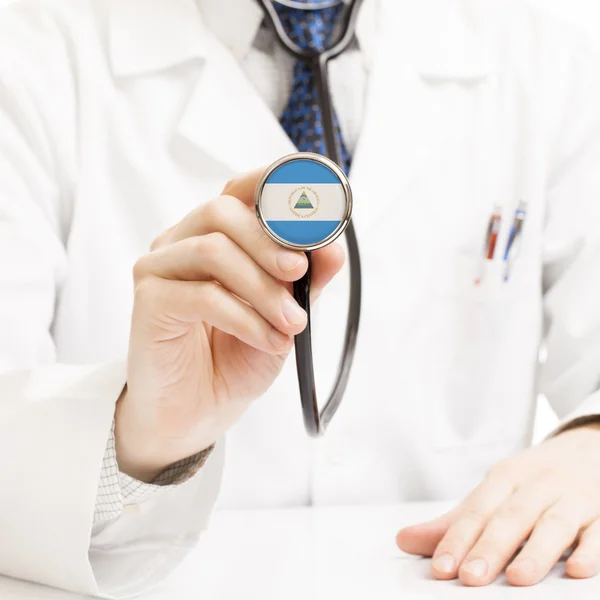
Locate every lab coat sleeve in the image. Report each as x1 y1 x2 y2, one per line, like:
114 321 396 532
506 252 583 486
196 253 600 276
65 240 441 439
539 41 600 432
94 423 215 524
0 6 224 597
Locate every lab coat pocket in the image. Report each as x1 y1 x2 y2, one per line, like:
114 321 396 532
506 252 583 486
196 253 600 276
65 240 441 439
424 252 531 450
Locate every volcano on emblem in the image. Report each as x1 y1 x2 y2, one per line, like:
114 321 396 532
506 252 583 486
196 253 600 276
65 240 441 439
294 190 314 209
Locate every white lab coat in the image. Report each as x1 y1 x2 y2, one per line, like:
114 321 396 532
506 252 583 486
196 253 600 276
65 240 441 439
1 0 600 596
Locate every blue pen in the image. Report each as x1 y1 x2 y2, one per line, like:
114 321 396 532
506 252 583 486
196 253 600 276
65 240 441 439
503 200 527 282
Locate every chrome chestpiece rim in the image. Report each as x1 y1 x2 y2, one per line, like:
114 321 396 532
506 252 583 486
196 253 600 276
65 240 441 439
255 153 353 252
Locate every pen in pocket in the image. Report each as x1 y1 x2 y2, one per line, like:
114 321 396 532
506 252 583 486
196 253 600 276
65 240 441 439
503 200 527 282
475 205 502 285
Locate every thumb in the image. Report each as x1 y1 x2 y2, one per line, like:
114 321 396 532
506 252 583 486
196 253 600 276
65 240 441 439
396 509 456 557
221 167 267 208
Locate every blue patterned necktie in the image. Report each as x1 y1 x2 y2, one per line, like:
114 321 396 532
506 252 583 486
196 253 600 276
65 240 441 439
274 1 352 173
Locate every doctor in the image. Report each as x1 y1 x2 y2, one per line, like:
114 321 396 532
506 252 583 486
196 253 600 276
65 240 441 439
2 0 600 596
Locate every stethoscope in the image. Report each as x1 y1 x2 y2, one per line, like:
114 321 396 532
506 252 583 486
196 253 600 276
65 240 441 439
254 0 364 437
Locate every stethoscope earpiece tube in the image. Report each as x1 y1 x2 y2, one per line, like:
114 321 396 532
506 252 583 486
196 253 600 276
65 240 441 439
255 0 364 437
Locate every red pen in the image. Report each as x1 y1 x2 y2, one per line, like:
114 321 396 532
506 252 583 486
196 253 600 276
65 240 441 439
475 205 502 285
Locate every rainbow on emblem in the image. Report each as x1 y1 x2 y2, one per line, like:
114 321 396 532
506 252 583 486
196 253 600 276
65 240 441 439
256 156 351 249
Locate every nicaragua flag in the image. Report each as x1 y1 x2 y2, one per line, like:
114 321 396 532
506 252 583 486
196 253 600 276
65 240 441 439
259 159 348 247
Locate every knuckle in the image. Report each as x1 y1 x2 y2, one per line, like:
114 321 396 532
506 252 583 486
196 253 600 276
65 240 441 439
486 459 513 482
218 193 240 210
533 478 562 500
460 508 489 529
206 194 243 230
132 254 151 282
221 177 240 197
203 231 230 257
201 198 224 228
149 235 162 252
494 502 524 524
187 236 207 258
188 231 229 261
133 276 161 309
539 510 578 535
150 226 173 251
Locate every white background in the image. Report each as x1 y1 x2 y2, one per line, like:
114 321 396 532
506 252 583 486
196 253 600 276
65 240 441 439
1 0 599 439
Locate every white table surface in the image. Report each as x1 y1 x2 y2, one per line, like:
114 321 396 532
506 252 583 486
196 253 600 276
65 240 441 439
1 502 599 599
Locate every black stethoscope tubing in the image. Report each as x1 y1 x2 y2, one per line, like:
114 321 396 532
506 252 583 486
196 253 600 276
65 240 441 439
257 0 364 437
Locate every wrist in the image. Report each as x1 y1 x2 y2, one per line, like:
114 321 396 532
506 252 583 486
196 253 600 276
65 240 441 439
114 387 214 482
114 387 161 481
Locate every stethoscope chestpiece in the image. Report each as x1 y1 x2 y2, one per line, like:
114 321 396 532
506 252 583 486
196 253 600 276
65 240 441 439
255 152 352 252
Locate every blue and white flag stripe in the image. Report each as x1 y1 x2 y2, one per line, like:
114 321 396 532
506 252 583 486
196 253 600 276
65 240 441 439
265 159 340 185
260 184 346 220
261 183 346 245
261 158 347 246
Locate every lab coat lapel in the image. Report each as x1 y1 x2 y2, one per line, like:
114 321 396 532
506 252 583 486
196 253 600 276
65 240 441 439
108 0 295 175
350 0 497 237
175 44 296 174
107 0 209 76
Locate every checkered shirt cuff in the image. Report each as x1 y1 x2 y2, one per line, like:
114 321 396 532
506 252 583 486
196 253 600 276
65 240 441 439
94 422 214 523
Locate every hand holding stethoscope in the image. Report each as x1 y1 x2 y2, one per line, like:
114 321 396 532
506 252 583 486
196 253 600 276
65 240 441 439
255 0 363 437
117 0 361 483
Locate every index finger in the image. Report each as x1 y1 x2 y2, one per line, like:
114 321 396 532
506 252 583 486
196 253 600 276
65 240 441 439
150 167 267 251
151 166 344 290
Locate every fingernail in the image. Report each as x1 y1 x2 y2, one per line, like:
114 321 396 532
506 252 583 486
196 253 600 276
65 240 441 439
463 559 488 579
282 298 306 325
511 558 537 575
433 554 456 574
277 251 303 272
267 328 291 352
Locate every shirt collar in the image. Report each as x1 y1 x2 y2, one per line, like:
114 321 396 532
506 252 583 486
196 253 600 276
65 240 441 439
195 0 264 62
195 0 374 63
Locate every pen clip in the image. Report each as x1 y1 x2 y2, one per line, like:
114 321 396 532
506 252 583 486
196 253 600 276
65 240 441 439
475 204 502 285
503 200 527 281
